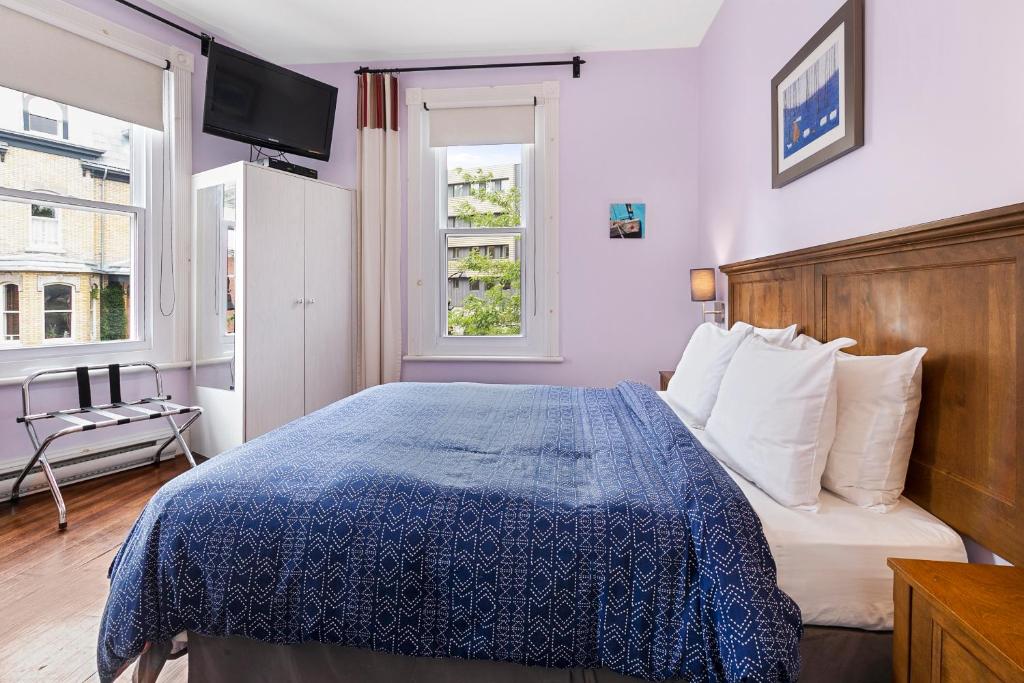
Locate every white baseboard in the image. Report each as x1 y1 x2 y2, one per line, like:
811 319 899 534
0 428 186 503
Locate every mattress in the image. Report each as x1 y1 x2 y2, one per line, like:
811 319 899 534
656 391 968 631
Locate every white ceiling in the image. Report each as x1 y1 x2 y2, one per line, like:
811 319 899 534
147 0 724 65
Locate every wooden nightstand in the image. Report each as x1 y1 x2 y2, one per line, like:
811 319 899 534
888 558 1024 682
659 370 674 391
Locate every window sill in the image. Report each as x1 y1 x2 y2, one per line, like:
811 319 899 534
0 339 171 383
0 359 191 387
403 354 564 363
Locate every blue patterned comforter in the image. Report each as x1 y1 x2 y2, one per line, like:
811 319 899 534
98 381 801 682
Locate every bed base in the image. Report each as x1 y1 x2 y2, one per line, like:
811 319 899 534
10 361 202 530
138 628 891 683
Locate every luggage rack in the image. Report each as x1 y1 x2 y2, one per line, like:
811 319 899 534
11 361 202 530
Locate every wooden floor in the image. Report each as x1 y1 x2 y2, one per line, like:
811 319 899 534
0 456 193 682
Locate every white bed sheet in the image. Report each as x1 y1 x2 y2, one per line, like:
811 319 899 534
657 391 967 630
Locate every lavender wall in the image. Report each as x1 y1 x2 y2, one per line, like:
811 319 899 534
298 49 704 388
697 0 1024 268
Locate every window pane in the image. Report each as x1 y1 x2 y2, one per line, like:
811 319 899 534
27 114 59 136
0 199 135 346
445 144 522 229
3 283 17 311
445 233 521 337
0 86 134 204
44 311 71 339
4 313 17 340
44 284 72 310
2 283 18 341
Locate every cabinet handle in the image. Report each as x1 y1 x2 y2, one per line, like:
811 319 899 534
307 298 316 305
295 297 304 304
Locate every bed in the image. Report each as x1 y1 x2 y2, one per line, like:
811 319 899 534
100 385 965 683
168 391 969 683
98 381 802 683
98 202 1024 682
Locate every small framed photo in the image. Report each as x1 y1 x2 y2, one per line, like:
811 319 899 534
609 203 645 239
771 0 864 188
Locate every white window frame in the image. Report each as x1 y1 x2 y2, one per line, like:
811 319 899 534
41 280 75 343
406 82 561 362
24 96 64 138
28 203 62 251
1 280 19 344
0 0 194 381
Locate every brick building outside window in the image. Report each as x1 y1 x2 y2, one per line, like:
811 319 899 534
0 86 134 347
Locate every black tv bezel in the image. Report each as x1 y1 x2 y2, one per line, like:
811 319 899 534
202 42 338 162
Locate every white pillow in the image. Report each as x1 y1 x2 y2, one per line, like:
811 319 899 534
822 347 928 511
703 334 856 509
666 322 752 428
731 321 799 346
782 335 928 510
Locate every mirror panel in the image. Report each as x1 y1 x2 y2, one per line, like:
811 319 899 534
195 183 236 391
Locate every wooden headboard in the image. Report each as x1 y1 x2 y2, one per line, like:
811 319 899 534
721 203 1024 566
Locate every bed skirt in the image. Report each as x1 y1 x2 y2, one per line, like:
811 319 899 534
167 627 891 683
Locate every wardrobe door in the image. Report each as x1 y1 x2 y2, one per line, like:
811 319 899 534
244 166 307 438
303 183 353 413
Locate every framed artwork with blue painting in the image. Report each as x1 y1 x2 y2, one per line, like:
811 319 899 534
771 0 863 188
609 203 644 238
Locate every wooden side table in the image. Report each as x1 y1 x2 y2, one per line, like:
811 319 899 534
659 370 674 391
888 558 1024 682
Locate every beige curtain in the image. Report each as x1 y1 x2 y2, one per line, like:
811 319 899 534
355 73 402 389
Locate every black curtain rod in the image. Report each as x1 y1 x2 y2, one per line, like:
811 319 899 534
356 56 585 79
112 0 213 57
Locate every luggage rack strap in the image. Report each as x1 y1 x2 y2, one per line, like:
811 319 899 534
18 395 174 423
54 413 98 429
49 404 202 432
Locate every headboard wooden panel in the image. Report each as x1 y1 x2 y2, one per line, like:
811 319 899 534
721 203 1024 566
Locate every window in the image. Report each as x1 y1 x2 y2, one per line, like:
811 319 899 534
24 96 64 137
0 0 194 381
448 182 472 198
407 82 560 361
43 283 73 340
29 204 61 251
2 283 18 341
0 85 146 351
444 144 523 337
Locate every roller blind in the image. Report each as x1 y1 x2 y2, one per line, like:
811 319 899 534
0 5 165 131
429 105 534 148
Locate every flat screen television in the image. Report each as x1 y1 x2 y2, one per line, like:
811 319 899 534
203 42 338 161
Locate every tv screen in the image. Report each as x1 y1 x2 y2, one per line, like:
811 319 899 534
203 43 338 161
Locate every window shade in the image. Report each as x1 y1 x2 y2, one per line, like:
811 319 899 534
429 106 534 148
0 5 165 131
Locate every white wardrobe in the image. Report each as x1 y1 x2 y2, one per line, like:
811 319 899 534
191 162 354 457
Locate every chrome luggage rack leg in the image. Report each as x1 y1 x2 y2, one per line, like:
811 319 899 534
10 422 67 529
10 362 203 531
154 412 201 468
